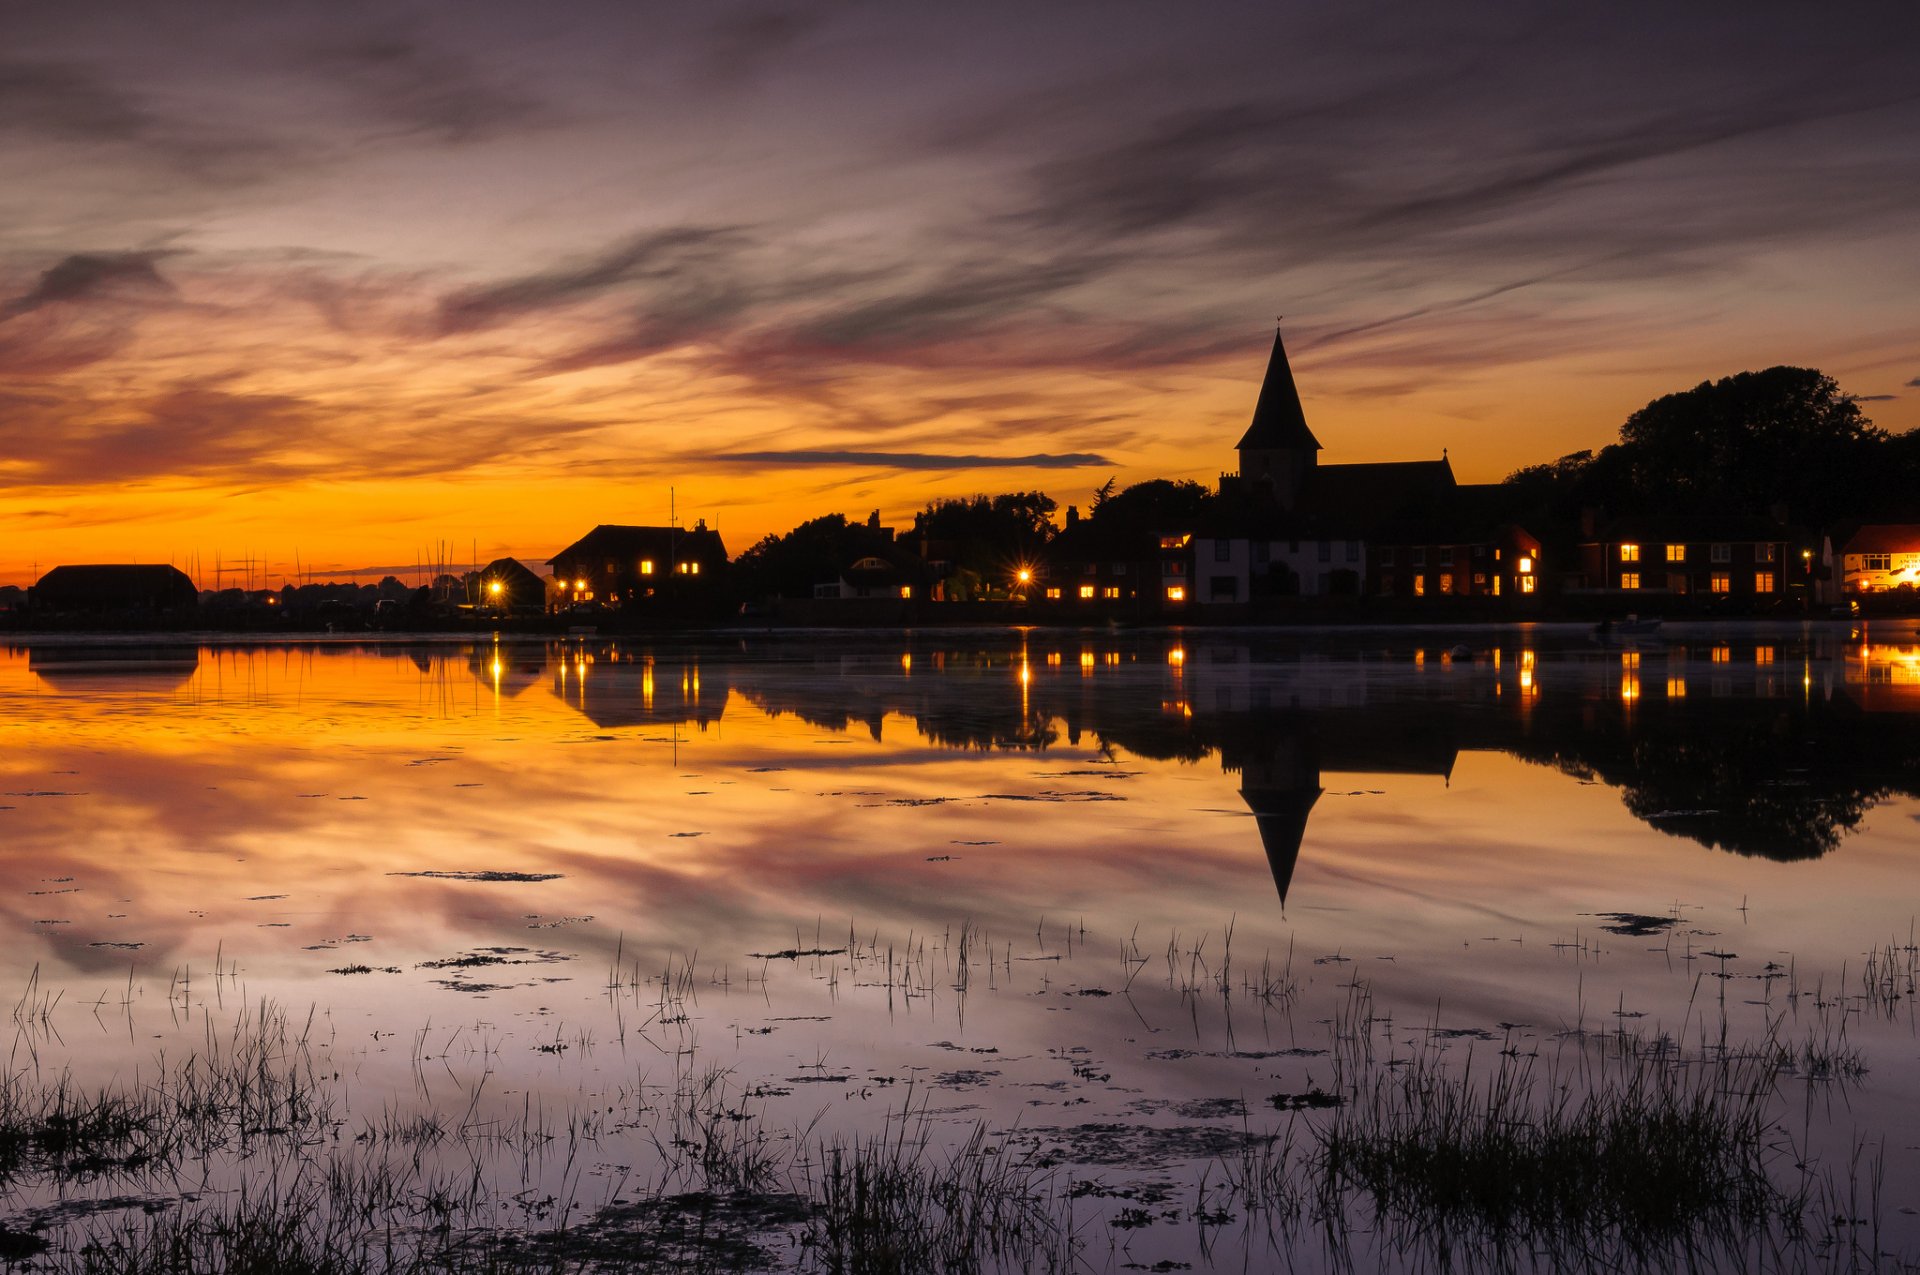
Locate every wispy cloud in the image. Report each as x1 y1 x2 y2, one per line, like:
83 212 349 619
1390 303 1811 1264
713 449 1110 470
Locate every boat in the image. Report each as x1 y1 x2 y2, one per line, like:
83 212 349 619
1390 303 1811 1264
1595 615 1662 641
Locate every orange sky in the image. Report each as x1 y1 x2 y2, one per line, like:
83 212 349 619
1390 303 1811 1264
4 3 1918 585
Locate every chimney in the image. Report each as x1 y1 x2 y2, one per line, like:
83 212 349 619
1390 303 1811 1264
1065 505 1080 528
1579 506 1598 539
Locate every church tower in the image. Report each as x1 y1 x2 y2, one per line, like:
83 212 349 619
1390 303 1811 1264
1235 326 1321 508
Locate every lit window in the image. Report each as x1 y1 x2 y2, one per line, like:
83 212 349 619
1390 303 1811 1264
1620 572 1640 589
1712 645 1731 663
1102 586 1120 599
1045 587 1061 600
1492 575 1502 596
1439 573 1454 593
1165 586 1185 602
1711 573 1730 592
1864 554 1891 571
1755 571 1775 593
1620 544 1640 563
1079 584 1095 599
898 585 911 599
1756 646 1775 665
640 559 654 575
1414 576 1426 597
1517 556 1533 574
1519 576 1535 594
1665 544 1685 562
1758 543 1777 563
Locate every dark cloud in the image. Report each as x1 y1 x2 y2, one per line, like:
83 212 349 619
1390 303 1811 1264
0 377 620 491
0 251 174 320
1906 377 1920 389
713 450 1109 470
0 58 296 187
1854 394 1897 402
0 61 154 143
304 34 546 144
437 226 757 335
698 7 830 84
0 251 181 376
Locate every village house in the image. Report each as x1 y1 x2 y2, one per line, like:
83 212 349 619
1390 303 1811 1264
472 557 548 612
1824 524 1920 599
548 522 727 611
810 513 941 602
1577 515 1802 603
31 564 199 617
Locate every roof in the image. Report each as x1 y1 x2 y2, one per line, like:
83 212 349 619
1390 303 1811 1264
34 564 198 606
479 557 546 584
1296 459 1457 536
1587 515 1790 544
1044 519 1159 564
549 524 728 566
1837 524 1920 554
1235 328 1322 454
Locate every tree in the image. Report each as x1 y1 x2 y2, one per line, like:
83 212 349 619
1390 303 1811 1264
911 492 1058 596
1085 479 1215 530
1615 367 1883 524
1503 366 1911 528
733 514 864 600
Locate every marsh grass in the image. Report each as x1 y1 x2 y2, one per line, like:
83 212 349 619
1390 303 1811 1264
2 935 1909 1274
795 1116 1074 1274
0 1001 327 1187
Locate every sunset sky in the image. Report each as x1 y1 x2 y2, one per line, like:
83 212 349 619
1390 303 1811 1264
4 0 1918 585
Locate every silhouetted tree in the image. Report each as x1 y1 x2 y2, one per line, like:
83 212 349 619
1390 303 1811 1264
1504 366 1914 529
734 514 864 600
1086 478 1215 530
912 492 1057 596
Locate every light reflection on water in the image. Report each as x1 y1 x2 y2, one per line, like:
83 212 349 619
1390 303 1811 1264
1 624 1917 1268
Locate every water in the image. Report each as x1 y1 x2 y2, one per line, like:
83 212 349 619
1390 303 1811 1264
2 624 1917 1271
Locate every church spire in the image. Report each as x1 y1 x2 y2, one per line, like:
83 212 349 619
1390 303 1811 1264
1235 325 1321 453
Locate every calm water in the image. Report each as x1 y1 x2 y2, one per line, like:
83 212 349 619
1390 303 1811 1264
3 624 1918 1270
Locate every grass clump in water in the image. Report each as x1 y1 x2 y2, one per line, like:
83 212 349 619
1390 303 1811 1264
1319 1040 1781 1246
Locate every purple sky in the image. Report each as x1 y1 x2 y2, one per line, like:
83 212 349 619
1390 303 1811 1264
3 0 1917 578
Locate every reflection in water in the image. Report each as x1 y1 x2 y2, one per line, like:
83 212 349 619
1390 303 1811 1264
27 643 200 690
3 629 1918 1268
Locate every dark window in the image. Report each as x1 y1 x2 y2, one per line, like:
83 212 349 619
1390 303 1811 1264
1214 540 1231 562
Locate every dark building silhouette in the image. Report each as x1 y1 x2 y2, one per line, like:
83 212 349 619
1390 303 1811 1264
1234 327 1322 506
548 522 727 610
26 644 199 688
32 565 198 616
1579 515 1797 601
474 557 548 611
